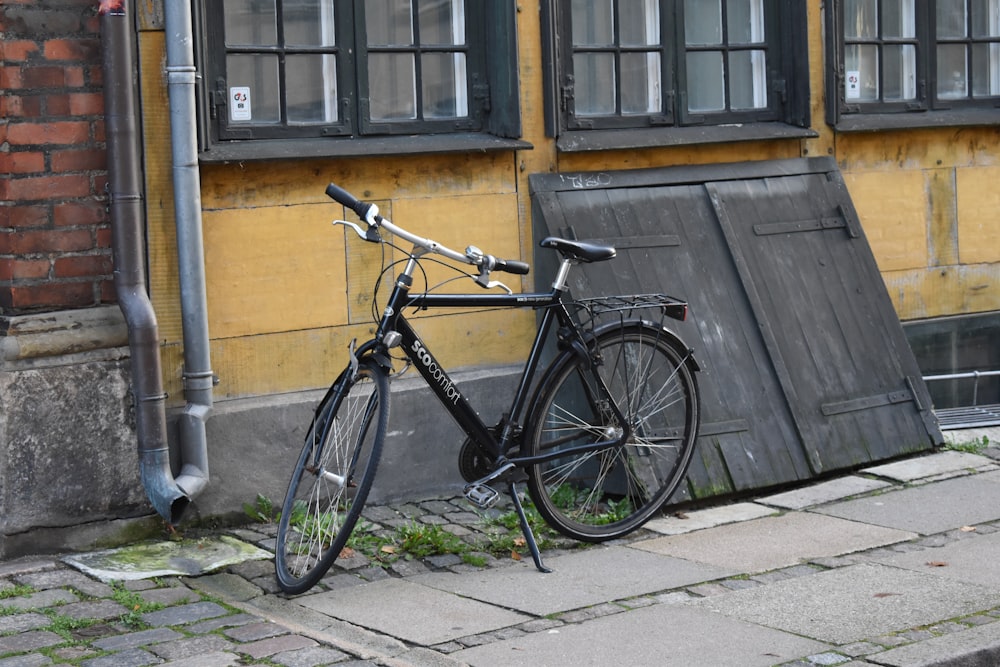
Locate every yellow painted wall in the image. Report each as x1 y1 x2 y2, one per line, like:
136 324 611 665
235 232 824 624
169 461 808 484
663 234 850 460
138 1 1000 403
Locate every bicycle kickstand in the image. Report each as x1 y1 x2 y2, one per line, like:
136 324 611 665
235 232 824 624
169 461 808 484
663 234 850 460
508 482 552 574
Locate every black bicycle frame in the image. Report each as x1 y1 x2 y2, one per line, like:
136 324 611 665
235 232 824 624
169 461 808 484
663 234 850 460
364 273 631 466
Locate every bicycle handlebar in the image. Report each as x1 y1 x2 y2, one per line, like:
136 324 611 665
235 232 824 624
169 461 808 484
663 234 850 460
326 183 380 225
326 182 529 276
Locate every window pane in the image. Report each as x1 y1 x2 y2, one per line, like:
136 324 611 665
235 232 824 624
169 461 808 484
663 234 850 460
422 52 467 117
882 0 916 39
286 54 338 122
367 0 414 46
226 54 280 122
369 53 416 119
844 0 877 39
845 44 879 100
938 43 969 97
971 42 1000 95
621 52 661 113
938 0 968 39
685 0 722 45
574 52 616 114
971 0 1000 37
729 50 767 109
727 0 765 44
572 0 613 46
620 0 659 46
225 0 277 45
686 51 725 110
883 44 917 100
283 0 336 46
420 0 464 44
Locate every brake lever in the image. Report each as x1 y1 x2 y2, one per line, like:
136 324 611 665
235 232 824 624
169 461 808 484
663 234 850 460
474 269 513 294
484 280 513 294
333 219 381 243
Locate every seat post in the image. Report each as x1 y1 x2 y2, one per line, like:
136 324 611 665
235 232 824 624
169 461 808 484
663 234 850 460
551 257 575 291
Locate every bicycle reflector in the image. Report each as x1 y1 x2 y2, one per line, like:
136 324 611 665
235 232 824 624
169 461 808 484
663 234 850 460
662 298 688 322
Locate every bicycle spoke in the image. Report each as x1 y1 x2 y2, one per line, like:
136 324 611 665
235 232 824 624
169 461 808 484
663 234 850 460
526 323 699 541
275 361 387 594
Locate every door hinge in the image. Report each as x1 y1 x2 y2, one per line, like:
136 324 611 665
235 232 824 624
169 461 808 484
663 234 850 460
773 77 787 104
212 78 227 122
560 79 575 113
473 82 491 113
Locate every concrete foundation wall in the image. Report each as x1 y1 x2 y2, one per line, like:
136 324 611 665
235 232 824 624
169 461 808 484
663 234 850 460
0 306 521 559
190 366 521 525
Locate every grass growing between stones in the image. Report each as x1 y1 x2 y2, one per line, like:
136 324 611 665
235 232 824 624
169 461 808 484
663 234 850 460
243 492 572 568
108 581 163 629
945 435 991 454
0 584 35 600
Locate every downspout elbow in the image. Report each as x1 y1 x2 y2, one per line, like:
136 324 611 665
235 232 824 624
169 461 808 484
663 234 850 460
101 0 209 524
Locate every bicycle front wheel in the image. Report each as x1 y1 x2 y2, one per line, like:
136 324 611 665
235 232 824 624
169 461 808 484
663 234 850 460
275 359 388 594
524 322 699 542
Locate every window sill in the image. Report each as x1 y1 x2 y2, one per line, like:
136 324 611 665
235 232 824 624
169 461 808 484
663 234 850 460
555 123 818 153
199 133 534 164
833 107 1000 133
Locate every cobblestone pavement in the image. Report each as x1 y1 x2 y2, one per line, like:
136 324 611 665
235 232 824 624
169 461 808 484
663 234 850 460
6 440 1000 666
0 495 606 667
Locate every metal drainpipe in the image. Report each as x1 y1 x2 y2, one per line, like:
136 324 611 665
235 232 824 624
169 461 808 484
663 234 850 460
100 0 211 525
163 0 214 512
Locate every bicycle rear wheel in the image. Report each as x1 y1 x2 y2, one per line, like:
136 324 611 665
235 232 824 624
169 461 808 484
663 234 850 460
524 322 699 542
275 359 388 594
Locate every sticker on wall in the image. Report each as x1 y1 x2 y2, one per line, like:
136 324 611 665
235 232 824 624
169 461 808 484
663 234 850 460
845 71 861 100
231 86 252 121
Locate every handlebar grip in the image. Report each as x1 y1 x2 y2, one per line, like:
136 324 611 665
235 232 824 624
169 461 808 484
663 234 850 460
495 258 530 275
326 183 375 221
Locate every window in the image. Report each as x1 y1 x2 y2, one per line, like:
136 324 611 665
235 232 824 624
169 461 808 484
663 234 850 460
195 0 524 159
543 0 811 147
827 0 1000 129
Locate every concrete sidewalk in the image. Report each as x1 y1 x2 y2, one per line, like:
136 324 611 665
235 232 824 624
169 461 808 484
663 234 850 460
3 430 1000 666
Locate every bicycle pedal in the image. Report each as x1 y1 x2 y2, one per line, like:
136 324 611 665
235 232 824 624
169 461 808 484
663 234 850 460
463 483 500 509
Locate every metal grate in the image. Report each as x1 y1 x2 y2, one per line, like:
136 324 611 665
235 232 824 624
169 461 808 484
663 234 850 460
933 405 1000 430
923 370 1000 430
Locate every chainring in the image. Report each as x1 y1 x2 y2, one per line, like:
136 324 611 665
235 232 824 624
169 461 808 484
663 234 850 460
458 437 494 483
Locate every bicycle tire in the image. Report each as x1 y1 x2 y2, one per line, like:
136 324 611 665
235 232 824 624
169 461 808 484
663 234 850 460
275 359 388 594
524 321 699 542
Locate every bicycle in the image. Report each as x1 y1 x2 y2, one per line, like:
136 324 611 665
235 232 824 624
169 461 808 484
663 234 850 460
274 183 701 595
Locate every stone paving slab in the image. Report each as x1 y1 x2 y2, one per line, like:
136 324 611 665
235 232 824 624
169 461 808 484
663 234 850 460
410 545 735 617
815 472 1000 535
153 652 241 667
244 593 410 658
141 601 230 627
942 427 1000 447
866 530 1000 588
697 562 1000 644
296 577 529 646
643 501 776 535
450 597 830 666
757 475 892 510
861 450 995 483
0 588 77 611
632 512 915 573
0 653 53 667
0 614 49 634
864 619 1000 667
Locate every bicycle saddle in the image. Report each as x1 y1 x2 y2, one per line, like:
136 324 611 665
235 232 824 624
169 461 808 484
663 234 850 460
539 237 617 263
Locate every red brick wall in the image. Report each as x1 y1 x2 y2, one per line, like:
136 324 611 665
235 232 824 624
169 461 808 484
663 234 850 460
1 1 114 314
